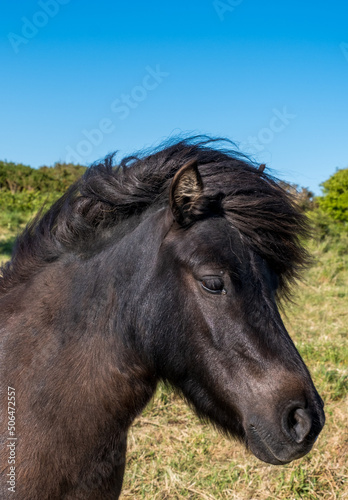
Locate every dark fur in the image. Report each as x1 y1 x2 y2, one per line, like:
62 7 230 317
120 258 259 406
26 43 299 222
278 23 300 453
0 137 324 499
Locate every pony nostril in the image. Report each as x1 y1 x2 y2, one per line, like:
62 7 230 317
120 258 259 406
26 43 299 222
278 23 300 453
286 407 312 444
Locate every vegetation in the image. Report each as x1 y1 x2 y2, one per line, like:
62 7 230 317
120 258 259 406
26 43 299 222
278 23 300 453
0 160 85 193
316 168 348 223
0 160 85 259
0 162 347 498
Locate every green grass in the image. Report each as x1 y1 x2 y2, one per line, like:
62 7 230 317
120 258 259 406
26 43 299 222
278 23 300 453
0 234 16 260
0 210 347 499
0 191 61 263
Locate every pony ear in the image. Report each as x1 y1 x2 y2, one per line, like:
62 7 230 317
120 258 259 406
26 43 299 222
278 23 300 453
169 159 203 226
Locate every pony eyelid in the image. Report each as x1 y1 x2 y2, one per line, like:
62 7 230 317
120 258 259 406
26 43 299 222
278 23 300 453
200 277 226 295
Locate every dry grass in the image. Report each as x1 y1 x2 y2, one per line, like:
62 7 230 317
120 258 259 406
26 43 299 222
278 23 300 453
122 397 347 499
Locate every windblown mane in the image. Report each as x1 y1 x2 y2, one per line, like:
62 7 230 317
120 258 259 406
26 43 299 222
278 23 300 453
0 137 309 298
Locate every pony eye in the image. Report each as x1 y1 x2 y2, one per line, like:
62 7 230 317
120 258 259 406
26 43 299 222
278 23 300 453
201 277 226 295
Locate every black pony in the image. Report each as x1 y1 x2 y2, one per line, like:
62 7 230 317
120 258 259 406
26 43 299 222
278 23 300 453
0 138 324 499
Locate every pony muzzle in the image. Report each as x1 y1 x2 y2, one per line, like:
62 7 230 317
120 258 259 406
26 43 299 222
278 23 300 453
246 400 325 465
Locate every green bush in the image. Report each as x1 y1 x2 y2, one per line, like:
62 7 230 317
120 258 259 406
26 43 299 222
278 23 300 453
0 160 85 193
316 168 348 223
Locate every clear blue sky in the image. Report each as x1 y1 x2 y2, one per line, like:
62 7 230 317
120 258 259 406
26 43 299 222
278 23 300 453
1 0 348 194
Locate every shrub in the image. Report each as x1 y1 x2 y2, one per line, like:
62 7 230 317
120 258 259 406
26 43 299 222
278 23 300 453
316 168 348 223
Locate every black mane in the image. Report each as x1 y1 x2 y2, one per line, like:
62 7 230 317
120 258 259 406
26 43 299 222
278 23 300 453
0 136 309 298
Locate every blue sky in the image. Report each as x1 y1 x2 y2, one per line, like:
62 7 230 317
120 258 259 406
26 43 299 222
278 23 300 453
1 0 348 194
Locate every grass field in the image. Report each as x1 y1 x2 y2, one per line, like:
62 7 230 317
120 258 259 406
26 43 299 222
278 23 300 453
0 214 347 499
